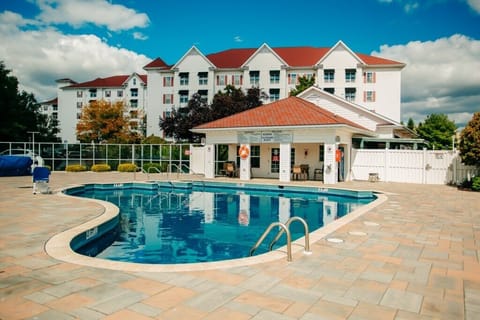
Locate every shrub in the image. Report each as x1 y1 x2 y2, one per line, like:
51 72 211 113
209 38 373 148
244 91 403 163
117 163 138 172
91 164 111 172
472 176 480 192
66 164 87 172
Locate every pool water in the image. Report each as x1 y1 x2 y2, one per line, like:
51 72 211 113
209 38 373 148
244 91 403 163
71 183 374 264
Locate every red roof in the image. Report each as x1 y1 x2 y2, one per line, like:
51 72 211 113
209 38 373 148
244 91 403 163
272 47 330 66
194 96 369 131
144 45 403 70
40 97 58 105
206 48 256 68
143 57 170 69
66 74 147 88
356 53 404 65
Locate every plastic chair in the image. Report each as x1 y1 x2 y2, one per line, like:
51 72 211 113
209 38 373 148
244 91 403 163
33 167 51 194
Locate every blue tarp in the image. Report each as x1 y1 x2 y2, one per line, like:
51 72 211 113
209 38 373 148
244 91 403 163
0 156 33 176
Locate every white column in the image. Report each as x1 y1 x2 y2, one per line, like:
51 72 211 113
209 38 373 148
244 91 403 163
323 143 337 184
239 144 251 180
238 194 250 226
278 196 291 223
204 144 215 179
279 143 291 182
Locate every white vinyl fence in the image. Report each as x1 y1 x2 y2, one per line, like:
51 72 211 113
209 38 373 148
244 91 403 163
351 149 479 185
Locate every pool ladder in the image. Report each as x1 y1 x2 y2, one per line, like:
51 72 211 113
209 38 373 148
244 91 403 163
249 216 311 262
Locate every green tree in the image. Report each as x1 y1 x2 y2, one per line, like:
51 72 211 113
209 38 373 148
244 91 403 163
407 118 415 131
458 112 480 167
289 75 316 96
76 100 140 143
160 86 263 142
416 113 457 150
160 93 212 142
0 62 59 141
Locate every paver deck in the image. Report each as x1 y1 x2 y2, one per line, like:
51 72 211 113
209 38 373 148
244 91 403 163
0 172 479 319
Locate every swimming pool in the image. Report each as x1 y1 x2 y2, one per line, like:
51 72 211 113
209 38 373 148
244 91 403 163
65 181 375 265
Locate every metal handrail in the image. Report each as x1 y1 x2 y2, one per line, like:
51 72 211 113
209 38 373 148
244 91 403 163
269 216 311 254
168 163 182 179
249 222 292 262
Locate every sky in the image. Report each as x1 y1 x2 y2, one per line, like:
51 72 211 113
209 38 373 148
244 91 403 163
1 0 479 128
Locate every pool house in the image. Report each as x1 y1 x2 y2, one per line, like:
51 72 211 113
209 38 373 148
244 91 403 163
192 86 415 184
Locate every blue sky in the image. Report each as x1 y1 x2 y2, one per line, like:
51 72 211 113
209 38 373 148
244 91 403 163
1 0 479 127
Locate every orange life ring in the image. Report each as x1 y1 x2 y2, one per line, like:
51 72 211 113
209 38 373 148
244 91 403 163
239 145 250 160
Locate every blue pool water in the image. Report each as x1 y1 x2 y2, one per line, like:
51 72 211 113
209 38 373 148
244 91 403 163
68 182 374 264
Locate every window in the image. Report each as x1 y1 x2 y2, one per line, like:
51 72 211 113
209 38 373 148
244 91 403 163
364 91 376 102
179 72 189 86
130 110 138 118
179 90 189 103
364 71 376 83
130 88 138 97
163 94 173 104
105 90 111 98
52 105 58 111
345 69 356 82
198 72 208 85
89 89 97 98
269 89 280 102
216 75 226 86
77 91 83 98
232 74 242 86
163 76 174 87
133 78 136 86
271 148 280 173
43 106 48 111
319 144 324 162
198 90 208 102
249 71 260 85
270 70 280 84
117 90 123 97
304 73 314 80
324 88 335 94
324 69 335 83
288 73 297 85
345 88 356 101
76 112 81 119
52 113 58 120
76 102 82 108
130 99 138 108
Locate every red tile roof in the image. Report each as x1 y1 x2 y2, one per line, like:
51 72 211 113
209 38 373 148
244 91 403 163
272 47 330 66
66 74 147 88
40 97 58 105
143 57 170 69
145 45 404 70
356 53 404 66
194 96 370 131
206 48 256 68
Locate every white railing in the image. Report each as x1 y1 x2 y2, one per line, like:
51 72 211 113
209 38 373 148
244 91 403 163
0 142 193 173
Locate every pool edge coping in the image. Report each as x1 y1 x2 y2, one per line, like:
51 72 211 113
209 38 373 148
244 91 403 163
44 181 388 273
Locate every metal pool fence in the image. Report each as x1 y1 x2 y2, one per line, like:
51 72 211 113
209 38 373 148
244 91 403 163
0 142 194 173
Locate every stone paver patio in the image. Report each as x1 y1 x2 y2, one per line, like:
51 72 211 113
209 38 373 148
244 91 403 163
0 172 479 319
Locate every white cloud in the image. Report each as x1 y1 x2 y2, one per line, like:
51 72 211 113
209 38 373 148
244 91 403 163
0 11 151 101
234 36 243 43
467 0 480 13
372 34 480 127
133 31 148 41
36 0 150 31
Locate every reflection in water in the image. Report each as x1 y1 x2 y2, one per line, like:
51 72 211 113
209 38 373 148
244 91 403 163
75 187 371 264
